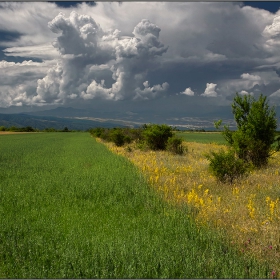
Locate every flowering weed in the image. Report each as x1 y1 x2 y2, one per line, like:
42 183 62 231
100 137 280 271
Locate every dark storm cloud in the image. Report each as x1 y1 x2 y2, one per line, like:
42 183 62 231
1 2 280 119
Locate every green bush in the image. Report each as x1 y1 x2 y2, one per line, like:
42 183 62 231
110 129 126 147
124 135 132 144
99 129 111 141
0 126 6 131
217 93 278 168
166 136 184 155
43 127 57 132
9 126 18 132
142 124 173 150
205 149 250 184
22 126 36 132
90 127 105 138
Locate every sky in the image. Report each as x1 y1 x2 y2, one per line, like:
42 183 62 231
1 1 280 121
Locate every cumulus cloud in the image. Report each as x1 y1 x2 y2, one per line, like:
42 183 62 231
33 12 169 104
240 90 254 95
181 87 194 96
134 81 169 100
263 15 280 38
241 73 261 81
1 2 280 111
239 72 265 88
0 59 51 106
201 83 218 97
35 62 63 104
81 80 114 100
0 60 41 68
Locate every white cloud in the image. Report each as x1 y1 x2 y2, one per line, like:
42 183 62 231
201 83 218 97
240 90 254 95
263 15 280 38
81 80 114 100
270 88 280 97
35 62 63 103
0 60 42 68
0 2 58 47
3 44 60 60
32 12 169 105
134 81 169 100
181 87 194 96
241 73 261 81
0 59 50 107
0 2 280 110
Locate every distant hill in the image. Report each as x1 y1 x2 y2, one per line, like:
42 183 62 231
0 113 128 130
25 107 91 118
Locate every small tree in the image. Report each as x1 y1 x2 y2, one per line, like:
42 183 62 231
216 93 278 167
166 136 185 155
205 149 250 184
142 124 173 150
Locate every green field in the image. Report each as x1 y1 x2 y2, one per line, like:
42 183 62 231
176 131 227 144
0 133 269 278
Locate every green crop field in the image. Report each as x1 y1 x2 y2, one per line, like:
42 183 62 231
175 131 227 144
0 133 269 278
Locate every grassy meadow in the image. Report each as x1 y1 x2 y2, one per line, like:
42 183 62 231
175 131 227 145
0 132 274 278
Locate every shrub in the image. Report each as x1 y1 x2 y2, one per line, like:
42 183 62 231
44 127 57 132
124 135 132 144
99 129 111 141
9 126 18 132
215 93 278 168
205 149 250 184
22 126 36 132
0 126 6 131
90 127 105 138
166 136 184 155
110 129 126 147
142 124 173 150
135 140 149 151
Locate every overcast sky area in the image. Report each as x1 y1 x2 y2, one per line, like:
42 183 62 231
1 1 280 120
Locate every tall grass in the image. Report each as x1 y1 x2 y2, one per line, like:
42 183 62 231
0 133 270 278
104 138 280 275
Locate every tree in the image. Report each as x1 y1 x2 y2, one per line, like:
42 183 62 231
142 124 173 150
218 93 278 167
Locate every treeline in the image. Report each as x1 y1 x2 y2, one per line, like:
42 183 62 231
89 124 186 155
0 126 76 132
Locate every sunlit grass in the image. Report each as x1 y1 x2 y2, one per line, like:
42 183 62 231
101 138 280 274
175 131 227 144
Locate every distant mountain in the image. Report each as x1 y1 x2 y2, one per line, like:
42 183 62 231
0 113 129 130
24 107 92 118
